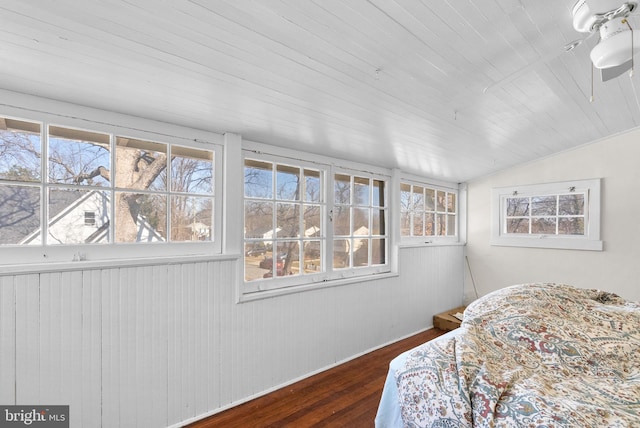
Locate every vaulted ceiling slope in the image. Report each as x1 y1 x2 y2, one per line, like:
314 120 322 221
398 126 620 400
0 0 638 183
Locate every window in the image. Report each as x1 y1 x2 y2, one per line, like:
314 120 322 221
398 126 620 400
400 181 458 242
84 211 96 226
243 151 389 294
492 179 602 250
0 114 222 263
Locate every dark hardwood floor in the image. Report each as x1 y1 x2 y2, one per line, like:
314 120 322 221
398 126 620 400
187 328 446 428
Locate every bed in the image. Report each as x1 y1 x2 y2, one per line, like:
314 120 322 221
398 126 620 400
375 283 640 427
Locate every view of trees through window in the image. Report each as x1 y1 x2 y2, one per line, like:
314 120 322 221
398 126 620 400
505 193 585 235
400 182 457 237
244 159 323 281
0 116 214 246
244 157 388 284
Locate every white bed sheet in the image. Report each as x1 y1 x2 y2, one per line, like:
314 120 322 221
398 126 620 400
374 329 460 428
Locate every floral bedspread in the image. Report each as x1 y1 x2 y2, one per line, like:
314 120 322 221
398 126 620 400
395 283 640 427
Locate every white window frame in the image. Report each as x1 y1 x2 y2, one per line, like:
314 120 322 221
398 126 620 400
0 108 224 266
242 143 391 297
399 174 461 246
491 178 602 251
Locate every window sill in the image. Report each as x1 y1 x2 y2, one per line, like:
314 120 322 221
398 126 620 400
239 271 399 303
491 237 603 251
399 240 465 249
0 253 240 276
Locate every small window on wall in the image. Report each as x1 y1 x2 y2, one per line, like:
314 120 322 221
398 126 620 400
400 181 457 243
491 179 602 251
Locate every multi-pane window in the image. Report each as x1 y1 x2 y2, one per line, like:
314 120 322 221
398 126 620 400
400 182 457 238
492 179 602 251
243 153 389 292
333 174 386 268
504 194 585 235
0 115 217 252
244 159 324 282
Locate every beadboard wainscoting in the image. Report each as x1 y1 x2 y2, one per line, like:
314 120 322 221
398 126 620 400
0 244 463 427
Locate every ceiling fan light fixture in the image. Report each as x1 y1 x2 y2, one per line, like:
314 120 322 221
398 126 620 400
573 0 637 32
590 17 640 68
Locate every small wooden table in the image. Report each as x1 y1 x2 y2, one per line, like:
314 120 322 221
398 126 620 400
433 306 466 331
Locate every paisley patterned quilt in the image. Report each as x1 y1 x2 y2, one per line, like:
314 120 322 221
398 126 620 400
395 283 640 427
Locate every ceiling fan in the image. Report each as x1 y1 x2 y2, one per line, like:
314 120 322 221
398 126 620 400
483 0 640 94
572 0 640 81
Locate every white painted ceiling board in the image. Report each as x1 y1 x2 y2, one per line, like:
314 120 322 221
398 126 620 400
0 0 639 182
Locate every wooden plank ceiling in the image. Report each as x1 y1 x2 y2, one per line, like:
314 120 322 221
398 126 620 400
0 0 638 182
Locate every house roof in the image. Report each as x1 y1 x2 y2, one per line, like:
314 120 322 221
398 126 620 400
0 186 84 245
0 1 637 182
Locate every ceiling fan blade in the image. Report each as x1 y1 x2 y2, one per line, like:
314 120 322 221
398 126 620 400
482 31 597 94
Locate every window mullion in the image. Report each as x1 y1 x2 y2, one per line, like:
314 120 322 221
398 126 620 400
325 167 335 277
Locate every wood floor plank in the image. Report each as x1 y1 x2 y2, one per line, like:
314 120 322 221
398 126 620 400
187 328 446 427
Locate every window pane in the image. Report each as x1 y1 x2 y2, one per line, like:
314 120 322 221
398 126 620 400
115 192 166 243
372 180 384 207
245 160 273 198
244 201 273 239
334 174 350 204
244 242 270 281
48 126 110 186
47 188 110 245
413 186 424 212
506 218 529 233
425 213 435 236
353 237 369 266
531 196 556 216
0 117 41 182
276 241 299 278
115 137 167 191
304 205 321 237
559 194 584 215
400 211 411 236
353 208 369 235
303 241 321 273
559 218 584 235
506 197 529 216
371 209 384 235
276 164 300 201
425 188 435 210
436 214 446 235
413 212 424 236
171 145 213 194
354 176 369 206
171 195 211 241
0 184 40 245
277 202 300 238
447 193 456 213
436 191 446 212
447 214 456 236
304 169 321 203
371 238 385 265
333 239 350 268
400 183 411 211
531 217 556 234
333 206 350 236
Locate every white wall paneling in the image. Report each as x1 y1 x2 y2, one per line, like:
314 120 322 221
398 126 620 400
0 244 463 427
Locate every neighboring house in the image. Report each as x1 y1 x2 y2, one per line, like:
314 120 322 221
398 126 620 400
12 189 164 245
